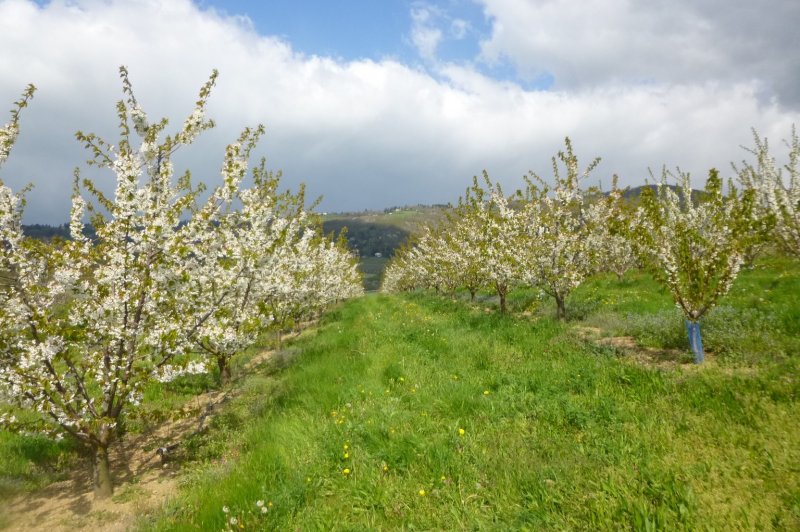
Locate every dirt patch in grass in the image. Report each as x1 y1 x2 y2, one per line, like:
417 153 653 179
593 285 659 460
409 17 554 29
573 325 699 369
574 325 763 377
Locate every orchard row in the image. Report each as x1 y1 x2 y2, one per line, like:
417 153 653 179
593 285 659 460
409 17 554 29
0 69 362 497
383 133 797 361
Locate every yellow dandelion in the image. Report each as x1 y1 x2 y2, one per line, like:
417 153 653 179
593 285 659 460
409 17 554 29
343 468 351 476
483 390 490 395
418 489 426 497
458 428 465 436
343 452 350 459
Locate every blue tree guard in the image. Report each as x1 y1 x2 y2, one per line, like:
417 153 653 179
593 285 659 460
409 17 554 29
685 320 704 364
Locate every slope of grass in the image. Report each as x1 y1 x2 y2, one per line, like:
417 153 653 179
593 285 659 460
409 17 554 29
142 291 800 530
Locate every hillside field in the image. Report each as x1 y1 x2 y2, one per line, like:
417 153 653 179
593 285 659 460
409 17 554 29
1 255 799 530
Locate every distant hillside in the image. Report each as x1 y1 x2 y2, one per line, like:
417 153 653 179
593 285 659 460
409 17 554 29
322 219 410 258
21 224 96 241
620 184 704 202
325 204 447 233
322 205 447 258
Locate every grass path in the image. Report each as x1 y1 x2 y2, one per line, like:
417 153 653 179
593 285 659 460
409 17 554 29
142 293 800 530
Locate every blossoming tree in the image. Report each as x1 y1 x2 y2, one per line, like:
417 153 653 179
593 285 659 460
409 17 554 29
443 174 518 311
594 182 638 280
1 69 260 497
181 136 306 383
735 127 798 257
632 168 759 363
515 138 612 320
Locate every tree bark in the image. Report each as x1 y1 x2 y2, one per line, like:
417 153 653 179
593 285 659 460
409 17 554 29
92 444 113 499
217 355 231 384
555 294 566 321
497 283 508 313
470 289 476 302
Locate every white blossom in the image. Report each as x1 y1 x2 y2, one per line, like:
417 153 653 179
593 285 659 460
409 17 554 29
735 126 799 257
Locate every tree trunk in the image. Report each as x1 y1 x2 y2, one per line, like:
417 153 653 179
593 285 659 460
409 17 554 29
497 283 508 313
217 355 231 384
92 444 113 499
555 294 566 321
470 289 476 302
685 319 705 364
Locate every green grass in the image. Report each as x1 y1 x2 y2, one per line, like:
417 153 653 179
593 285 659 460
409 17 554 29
140 282 800 529
0 424 78 499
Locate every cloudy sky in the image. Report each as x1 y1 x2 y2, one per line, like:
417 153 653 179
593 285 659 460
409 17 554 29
1 0 798 223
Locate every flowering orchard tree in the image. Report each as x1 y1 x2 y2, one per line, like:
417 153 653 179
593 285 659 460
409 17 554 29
181 136 308 383
0 85 35 165
412 228 459 293
300 232 363 309
594 183 638 280
1 85 38 378
0 68 251 498
383 225 464 295
383 233 434 292
633 168 760 363
515 138 612 320
735 127 798 257
380 249 414 293
383 175 517 310
451 174 518 311
264 228 362 334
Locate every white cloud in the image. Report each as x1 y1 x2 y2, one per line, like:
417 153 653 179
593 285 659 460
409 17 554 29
410 6 443 61
0 0 798 225
476 0 800 107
